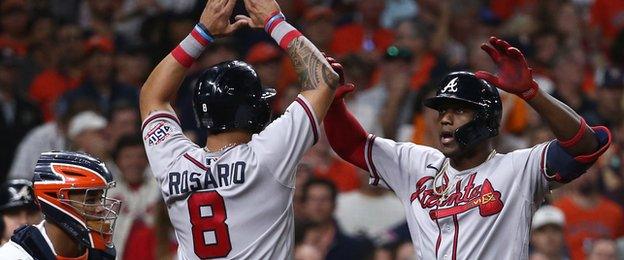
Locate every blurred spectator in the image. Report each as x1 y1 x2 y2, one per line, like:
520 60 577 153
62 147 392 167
335 172 405 239
108 134 160 260
0 48 41 177
590 0 624 46
554 166 624 260
8 99 95 180
348 46 412 138
372 221 412 260
57 37 138 115
380 0 417 29
295 244 323 260
305 135 360 192
0 179 40 245
246 42 284 113
594 68 624 128
0 0 30 56
530 205 568 260
294 163 315 221
586 238 619 260
28 24 84 121
331 0 394 57
107 101 140 149
116 49 151 88
300 178 372 259
551 54 602 126
67 110 110 161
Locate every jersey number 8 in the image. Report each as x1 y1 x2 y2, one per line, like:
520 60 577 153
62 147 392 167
188 191 232 258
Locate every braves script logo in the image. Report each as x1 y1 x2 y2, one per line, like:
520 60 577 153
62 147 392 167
410 173 503 220
441 77 459 93
145 121 172 146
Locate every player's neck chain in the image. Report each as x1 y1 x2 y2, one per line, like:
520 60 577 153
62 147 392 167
433 149 497 202
204 143 239 153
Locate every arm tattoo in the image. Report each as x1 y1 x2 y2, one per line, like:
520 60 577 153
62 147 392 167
286 36 338 90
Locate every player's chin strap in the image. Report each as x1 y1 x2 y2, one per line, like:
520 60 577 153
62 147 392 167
433 149 497 201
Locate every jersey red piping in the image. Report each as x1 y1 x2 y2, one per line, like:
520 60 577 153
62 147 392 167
295 97 318 144
142 112 181 131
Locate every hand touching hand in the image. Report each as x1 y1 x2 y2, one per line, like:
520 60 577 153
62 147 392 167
241 0 281 28
476 37 538 100
324 54 355 102
199 0 248 37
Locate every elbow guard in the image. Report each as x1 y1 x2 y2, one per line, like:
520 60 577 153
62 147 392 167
543 126 612 183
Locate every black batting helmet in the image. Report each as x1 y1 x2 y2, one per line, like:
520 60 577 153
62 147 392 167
0 179 37 213
424 71 502 147
193 60 276 134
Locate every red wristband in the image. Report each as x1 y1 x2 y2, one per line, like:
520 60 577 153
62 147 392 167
265 14 302 49
520 81 539 101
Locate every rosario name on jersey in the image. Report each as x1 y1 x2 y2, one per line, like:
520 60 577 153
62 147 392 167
141 95 319 260
363 135 552 260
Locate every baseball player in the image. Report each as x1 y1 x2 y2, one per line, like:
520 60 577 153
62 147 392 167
323 37 612 259
139 0 339 259
0 179 40 245
0 151 121 260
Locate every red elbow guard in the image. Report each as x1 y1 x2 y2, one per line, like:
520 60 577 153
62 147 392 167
324 100 369 171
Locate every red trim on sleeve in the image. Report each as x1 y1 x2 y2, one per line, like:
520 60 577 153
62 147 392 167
295 97 319 144
367 135 380 186
558 117 587 148
141 113 181 131
171 46 193 68
183 153 208 171
539 142 549 178
574 126 612 163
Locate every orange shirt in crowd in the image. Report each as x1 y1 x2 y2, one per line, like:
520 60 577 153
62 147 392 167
315 158 360 192
29 69 80 121
590 0 624 40
554 196 624 260
330 24 394 57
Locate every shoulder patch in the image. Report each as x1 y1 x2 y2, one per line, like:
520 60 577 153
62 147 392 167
144 121 173 146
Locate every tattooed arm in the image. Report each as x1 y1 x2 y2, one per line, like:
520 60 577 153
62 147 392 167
243 0 339 120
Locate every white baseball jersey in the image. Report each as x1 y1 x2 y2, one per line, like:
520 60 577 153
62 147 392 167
142 95 319 260
364 134 551 260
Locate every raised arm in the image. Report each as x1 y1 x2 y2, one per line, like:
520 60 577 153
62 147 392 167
242 0 339 120
139 0 247 120
476 37 611 185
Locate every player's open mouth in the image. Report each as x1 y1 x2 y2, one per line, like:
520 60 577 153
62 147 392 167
440 131 454 145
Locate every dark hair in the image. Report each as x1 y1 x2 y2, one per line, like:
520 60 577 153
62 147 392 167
107 100 139 121
302 178 337 203
112 134 144 161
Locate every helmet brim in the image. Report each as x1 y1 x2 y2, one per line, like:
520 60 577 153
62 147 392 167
424 96 484 110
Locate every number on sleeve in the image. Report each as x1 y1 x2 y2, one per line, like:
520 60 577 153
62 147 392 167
187 191 232 258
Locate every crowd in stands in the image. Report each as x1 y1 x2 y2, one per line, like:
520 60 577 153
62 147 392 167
0 0 623 259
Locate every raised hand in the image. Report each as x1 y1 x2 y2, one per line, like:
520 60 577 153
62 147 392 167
476 36 538 100
241 0 281 28
200 0 249 37
323 54 354 102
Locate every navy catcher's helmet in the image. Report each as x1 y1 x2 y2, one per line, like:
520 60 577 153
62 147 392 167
33 151 120 253
424 71 502 147
193 60 277 134
0 179 37 213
